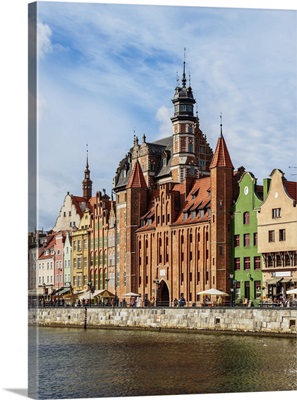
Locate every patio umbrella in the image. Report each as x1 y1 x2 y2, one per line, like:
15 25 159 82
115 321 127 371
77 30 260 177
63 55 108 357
286 288 297 295
124 292 140 297
93 290 115 298
197 288 228 296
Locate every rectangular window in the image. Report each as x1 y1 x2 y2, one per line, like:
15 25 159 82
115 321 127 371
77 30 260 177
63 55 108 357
254 256 261 270
279 229 286 241
234 257 240 270
268 230 275 242
285 254 291 266
272 208 281 218
234 235 240 247
243 212 250 224
254 281 261 299
244 257 250 270
253 232 258 246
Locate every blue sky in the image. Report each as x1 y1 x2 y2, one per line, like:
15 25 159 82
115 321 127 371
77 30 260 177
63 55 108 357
29 0 297 231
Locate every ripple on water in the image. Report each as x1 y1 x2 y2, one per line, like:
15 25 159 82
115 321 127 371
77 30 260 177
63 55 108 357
29 327 297 399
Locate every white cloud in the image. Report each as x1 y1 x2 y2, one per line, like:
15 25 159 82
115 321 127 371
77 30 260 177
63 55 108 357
37 22 53 59
31 2 297 231
156 106 172 139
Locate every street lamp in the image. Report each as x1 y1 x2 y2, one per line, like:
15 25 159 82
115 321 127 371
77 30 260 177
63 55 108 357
153 277 159 307
42 283 46 307
105 278 110 290
88 281 93 307
229 274 237 307
58 267 63 305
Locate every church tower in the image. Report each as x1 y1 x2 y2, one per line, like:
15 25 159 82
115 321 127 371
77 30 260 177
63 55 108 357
82 146 93 202
170 51 212 182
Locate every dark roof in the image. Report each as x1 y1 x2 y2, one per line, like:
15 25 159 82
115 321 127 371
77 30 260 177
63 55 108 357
284 180 297 201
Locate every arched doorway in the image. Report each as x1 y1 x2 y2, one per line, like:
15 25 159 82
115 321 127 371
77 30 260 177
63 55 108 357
157 280 170 307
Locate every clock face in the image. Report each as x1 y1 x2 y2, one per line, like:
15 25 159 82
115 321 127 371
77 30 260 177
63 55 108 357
244 186 249 195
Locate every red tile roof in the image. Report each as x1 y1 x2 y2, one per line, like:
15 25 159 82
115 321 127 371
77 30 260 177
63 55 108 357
126 160 147 189
71 195 86 218
173 177 211 225
284 180 297 201
209 134 234 169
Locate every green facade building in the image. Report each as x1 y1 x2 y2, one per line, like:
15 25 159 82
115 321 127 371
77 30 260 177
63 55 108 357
232 171 264 306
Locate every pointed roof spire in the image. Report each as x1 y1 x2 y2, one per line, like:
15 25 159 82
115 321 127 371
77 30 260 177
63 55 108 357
209 127 234 169
82 143 92 201
126 160 147 189
85 143 90 172
182 47 187 88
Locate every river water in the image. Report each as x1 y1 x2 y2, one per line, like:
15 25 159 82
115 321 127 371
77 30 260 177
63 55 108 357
28 326 297 399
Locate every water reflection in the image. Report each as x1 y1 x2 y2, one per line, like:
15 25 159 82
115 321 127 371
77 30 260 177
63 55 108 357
28 326 297 399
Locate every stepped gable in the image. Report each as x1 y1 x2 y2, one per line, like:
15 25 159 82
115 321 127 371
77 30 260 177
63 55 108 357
88 191 112 213
126 159 148 189
209 133 234 169
172 177 211 225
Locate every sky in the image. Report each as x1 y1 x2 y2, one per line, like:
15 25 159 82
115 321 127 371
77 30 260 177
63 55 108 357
28 1 297 232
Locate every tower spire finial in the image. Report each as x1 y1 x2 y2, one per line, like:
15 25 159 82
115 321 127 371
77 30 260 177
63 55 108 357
182 47 187 88
220 113 223 137
83 143 92 201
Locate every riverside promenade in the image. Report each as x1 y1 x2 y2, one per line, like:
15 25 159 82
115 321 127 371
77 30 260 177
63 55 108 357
29 306 297 336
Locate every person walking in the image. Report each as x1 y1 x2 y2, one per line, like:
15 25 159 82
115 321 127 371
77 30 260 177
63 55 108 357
179 294 186 306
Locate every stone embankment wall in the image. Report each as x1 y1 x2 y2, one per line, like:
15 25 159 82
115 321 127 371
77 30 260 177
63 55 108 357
28 307 297 336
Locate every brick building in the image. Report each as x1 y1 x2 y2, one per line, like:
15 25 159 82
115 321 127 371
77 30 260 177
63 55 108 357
113 63 240 304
